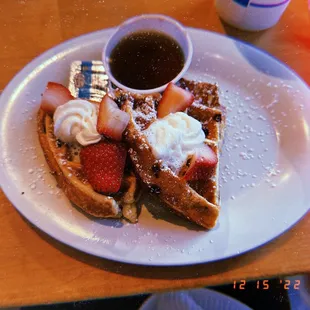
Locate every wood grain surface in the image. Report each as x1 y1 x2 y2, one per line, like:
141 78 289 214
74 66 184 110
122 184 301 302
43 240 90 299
0 0 309 307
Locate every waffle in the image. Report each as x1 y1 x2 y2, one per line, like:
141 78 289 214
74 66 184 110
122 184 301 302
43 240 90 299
180 78 226 207
116 78 225 229
37 108 141 223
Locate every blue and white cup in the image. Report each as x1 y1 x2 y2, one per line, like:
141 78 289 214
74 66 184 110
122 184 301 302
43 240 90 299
215 0 291 31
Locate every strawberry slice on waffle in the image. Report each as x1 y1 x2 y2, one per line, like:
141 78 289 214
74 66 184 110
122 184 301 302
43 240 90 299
97 94 130 141
183 144 218 181
40 82 74 114
157 82 194 118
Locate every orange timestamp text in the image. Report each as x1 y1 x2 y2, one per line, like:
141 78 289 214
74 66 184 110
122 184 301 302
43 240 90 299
233 279 301 290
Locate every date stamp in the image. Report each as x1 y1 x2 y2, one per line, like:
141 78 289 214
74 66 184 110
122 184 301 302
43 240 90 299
233 279 301 290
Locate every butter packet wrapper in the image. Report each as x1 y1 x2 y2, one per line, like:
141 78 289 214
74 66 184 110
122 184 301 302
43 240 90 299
68 61 109 102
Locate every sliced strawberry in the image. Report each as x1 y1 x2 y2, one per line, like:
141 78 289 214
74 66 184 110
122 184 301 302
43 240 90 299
40 82 74 114
80 141 127 194
97 94 130 141
157 83 194 118
183 144 218 181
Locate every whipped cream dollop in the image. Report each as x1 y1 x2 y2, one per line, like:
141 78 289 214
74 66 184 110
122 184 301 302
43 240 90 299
53 99 101 146
144 112 205 172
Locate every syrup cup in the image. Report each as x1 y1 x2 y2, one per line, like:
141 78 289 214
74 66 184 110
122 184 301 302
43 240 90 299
102 14 193 94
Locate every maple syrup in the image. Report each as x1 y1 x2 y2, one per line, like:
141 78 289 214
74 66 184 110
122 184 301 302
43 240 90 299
109 30 185 90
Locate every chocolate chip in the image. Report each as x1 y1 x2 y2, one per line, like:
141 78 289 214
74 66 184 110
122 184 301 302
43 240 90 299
213 114 222 122
115 94 127 106
186 158 192 167
115 97 121 105
178 79 187 89
151 163 161 178
149 184 161 195
154 99 159 109
56 139 63 148
133 99 144 110
111 82 118 89
202 123 209 137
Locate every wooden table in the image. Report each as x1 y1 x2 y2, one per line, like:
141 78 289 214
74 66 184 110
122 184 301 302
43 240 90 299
0 0 309 307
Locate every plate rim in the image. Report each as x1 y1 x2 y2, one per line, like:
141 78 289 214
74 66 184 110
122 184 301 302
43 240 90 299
0 26 309 266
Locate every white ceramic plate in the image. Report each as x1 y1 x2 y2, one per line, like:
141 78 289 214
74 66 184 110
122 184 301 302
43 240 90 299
0 28 309 266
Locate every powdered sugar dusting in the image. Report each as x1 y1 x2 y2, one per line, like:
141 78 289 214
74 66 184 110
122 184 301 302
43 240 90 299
215 77 290 202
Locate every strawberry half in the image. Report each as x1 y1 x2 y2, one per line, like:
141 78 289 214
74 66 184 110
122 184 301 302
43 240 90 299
40 82 74 114
157 83 194 118
97 94 130 141
183 144 218 181
80 141 127 194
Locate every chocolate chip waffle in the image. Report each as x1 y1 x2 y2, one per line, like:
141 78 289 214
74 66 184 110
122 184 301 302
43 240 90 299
117 78 225 229
37 108 140 222
181 78 225 207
